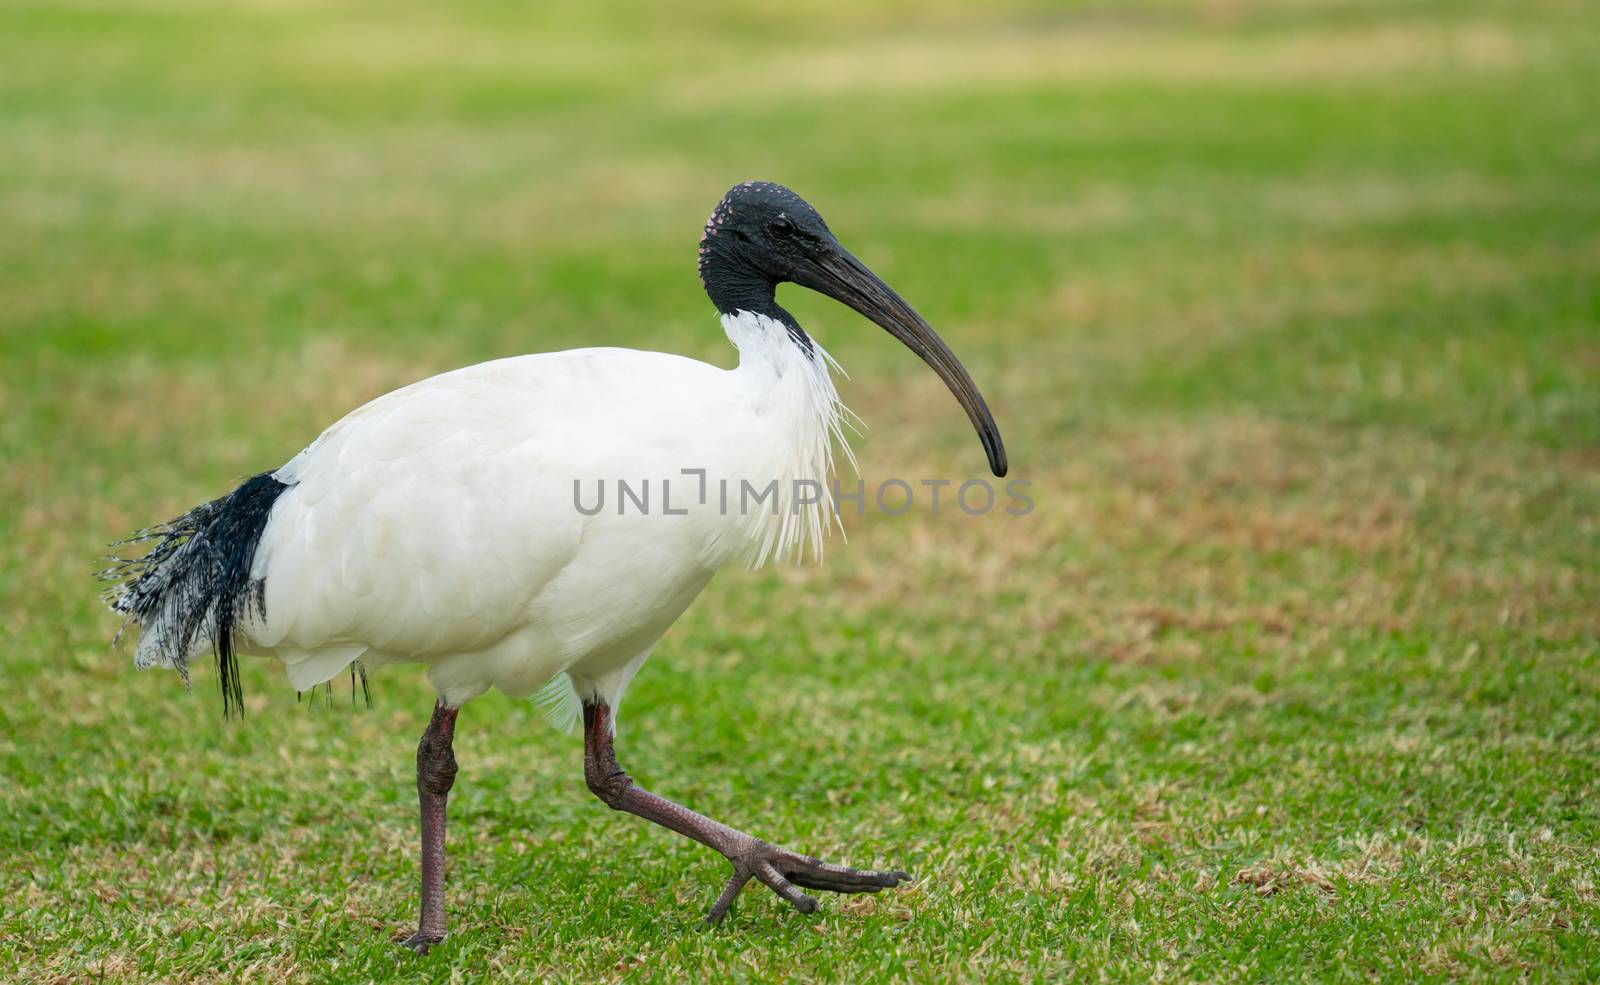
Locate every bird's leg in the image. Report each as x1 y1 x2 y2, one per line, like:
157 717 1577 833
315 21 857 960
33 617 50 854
581 700 910 924
403 701 459 955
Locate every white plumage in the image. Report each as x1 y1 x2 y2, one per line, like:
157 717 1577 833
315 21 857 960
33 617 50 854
237 312 846 714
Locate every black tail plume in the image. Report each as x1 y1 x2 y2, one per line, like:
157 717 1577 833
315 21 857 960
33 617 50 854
100 471 291 718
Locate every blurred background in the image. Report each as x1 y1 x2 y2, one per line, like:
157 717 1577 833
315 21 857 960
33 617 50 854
1 1 1596 980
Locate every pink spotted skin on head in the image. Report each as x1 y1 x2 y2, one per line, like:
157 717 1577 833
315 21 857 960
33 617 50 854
698 201 734 289
697 182 809 290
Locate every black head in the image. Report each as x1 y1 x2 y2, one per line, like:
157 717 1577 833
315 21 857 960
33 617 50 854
698 181 1008 478
698 181 835 328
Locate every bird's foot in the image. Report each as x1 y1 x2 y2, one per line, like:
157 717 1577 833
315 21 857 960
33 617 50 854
705 838 911 924
400 929 445 956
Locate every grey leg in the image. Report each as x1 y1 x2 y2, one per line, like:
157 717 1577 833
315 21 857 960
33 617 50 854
403 701 459 955
582 700 910 924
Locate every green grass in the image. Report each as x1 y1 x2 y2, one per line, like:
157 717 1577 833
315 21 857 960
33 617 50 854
2 0 1598 980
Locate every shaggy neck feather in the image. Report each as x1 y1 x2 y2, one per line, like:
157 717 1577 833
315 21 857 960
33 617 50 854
719 310 856 567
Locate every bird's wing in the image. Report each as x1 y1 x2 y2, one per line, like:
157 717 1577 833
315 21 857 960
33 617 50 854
248 349 723 663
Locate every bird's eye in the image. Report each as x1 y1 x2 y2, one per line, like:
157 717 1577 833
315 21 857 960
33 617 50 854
769 216 794 238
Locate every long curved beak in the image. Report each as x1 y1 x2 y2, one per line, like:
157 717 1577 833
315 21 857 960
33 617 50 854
796 242 1008 477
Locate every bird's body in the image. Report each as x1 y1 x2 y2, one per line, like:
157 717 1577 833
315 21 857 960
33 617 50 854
104 182 1006 951
201 312 845 712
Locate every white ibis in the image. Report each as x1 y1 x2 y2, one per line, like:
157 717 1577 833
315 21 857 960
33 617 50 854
103 181 1007 952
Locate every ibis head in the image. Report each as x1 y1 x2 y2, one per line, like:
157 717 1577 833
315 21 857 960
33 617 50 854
700 181 1007 478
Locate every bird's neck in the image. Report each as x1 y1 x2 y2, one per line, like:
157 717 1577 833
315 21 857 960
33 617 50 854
700 251 813 355
722 309 818 377
719 309 855 567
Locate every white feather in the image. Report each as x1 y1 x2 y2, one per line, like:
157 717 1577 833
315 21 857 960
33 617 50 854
532 672 581 734
279 645 367 691
237 312 852 715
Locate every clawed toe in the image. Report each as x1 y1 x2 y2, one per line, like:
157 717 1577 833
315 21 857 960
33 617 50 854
783 863 911 894
704 844 912 924
401 930 444 956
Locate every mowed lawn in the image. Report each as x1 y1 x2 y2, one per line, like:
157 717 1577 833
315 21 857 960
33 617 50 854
2 0 1598 981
